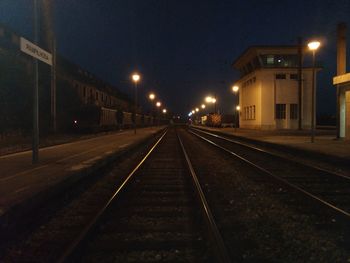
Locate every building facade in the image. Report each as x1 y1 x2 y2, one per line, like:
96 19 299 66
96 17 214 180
233 46 317 130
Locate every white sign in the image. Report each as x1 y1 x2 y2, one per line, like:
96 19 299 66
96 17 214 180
20 37 52 66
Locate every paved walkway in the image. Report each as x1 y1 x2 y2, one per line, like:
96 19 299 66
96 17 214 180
193 125 350 160
0 127 164 216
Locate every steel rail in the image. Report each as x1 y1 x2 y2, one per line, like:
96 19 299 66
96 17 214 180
189 129 350 219
177 132 232 263
57 130 168 263
191 127 350 180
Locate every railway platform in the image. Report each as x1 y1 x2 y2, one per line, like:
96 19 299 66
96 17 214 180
0 127 165 219
192 125 350 162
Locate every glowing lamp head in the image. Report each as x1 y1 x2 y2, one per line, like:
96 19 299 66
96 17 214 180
192 110 195 114
308 41 321 51
73 120 78 124
201 104 206 109
212 98 217 103
205 96 213 103
236 105 240 111
162 109 167 113
232 85 239 93
195 108 199 112
149 93 155 100
132 73 140 82
156 101 161 107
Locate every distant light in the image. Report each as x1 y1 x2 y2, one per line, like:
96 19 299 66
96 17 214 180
163 109 167 113
277 59 281 63
188 112 192 117
205 96 213 103
156 101 161 107
132 73 140 82
177 116 180 119
149 93 155 100
201 104 206 109
236 105 240 111
73 120 78 124
212 98 217 103
195 108 199 112
192 110 195 114
308 41 321 51
232 85 239 93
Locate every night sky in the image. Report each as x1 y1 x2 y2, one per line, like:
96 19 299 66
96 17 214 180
1 0 350 116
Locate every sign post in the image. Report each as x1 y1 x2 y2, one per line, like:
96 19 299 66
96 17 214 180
20 34 52 164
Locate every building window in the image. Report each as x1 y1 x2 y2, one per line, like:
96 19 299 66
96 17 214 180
290 73 298 80
275 74 286 79
290 104 298 119
275 104 286 119
266 55 274 65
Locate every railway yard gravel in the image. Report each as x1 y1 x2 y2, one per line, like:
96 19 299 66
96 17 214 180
181 129 350 262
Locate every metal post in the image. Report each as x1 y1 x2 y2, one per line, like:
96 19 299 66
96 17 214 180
51 38 56 133
297 37 303 130
134 82 137 134
311 50 316 143
32 0 39 164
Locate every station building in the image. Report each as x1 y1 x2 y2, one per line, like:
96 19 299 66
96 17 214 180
232 46 317 130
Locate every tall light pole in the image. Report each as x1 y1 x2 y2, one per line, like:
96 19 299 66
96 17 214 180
132 73 140 134
308 41 320 143
156 101 161 126
232 85 239 131
149 93 155 126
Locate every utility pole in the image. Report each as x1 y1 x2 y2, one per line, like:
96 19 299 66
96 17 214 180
297 37 303 130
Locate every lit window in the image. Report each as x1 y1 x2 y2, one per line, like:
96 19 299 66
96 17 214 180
266 55 274 64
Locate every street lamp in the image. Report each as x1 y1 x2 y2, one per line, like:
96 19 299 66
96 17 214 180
132 73 140 134
308 41 320 143
163 109 167 114
232 85 239 130
235 105 240 132
149 93 156 126
201 104 206 109
156 101 161 126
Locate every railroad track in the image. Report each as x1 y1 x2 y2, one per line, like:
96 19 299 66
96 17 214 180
59 127 230 262
189 127 350 220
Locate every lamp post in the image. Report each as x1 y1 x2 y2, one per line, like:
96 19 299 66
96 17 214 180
132 73 140 134
307 41 320 143
149 93 155 126
156 101 161 126
235 105 240 132
232 85 239 131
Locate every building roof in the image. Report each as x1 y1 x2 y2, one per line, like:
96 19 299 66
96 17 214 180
232 45 299 69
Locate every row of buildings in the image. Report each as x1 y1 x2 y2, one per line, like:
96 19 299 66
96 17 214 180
0 22 134 134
